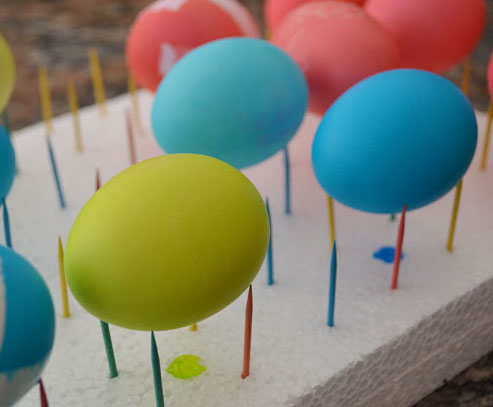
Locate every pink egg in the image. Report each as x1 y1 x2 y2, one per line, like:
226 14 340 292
126 0 259 92
488 52 493 99
265 0 367 31
272 1 399 115
366 0 486 73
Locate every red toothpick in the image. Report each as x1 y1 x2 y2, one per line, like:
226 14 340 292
95 169 101 191
125 110 137 166
39 379 49 407
391 204 407 290
241 284 253 379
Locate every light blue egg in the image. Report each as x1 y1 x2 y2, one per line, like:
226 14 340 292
0 124 15 201
312 69 477 214
0 246 55 406
151 38 308 169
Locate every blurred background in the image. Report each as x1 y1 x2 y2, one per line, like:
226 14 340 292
0 1 493 405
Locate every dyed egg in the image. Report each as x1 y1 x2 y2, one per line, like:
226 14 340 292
151 38 308 169
272 2 399 116
312 69 477 214
265 0 366 31
0 34 15 114
126 0 260 92
0 246 55 407
65 154 270 331
0 125 15 201
366 0 486 73
487 52 493 99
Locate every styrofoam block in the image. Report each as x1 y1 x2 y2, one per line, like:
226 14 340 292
7 91 493 407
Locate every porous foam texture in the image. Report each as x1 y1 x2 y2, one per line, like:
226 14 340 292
8 92 493 407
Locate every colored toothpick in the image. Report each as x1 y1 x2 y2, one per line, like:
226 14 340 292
283 146 291 215
151 332 165 407
95 169 101 191
58 237 70 318
39 379 49 407
446 179 463 252
461 57 472 97
88 48 107 116
480 101 493 171
327 241 337 327
391 204 406 290
265 198 274 285
100 321 118 378
2 109 11 136
67 78 83 153
2 199 11 249
241 285 253 379
125 110 137 165
326 195 336 246
189 323 197 331
38 66 53 136
128 71 142 132
46 135 66 209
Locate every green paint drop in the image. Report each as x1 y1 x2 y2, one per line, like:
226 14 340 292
166 355 206 380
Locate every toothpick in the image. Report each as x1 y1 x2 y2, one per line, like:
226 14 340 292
241 285 253 379
45 135 66 209
100 321 118 378
446 179 463 252
480 101 493 171
391 204 406 290
125 110 137 165
95 169 101 191
283 146 291 215
461 57 472 97
326 195 336 247
58 237 70 318
151 332 165 407
2 110 18 173
67 78 83 153
128 71 142 132
88 48 107 117
265 198 274 285
38 66 53 136
189 323 197 331
327 241 337 327
2 199 11 249
39 379 49 407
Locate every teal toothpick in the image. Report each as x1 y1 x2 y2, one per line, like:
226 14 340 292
45 135 66 209
100 321 118 378
2 110 18 174
327 241 337 327
283 146 291 215
390 214 396 222
2 199 11 248
265 198 273 285
151 332 165 407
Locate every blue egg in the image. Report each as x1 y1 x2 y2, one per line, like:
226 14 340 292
0 124 15 201
312 69 477 214
0 246 55 406
151 38 308 169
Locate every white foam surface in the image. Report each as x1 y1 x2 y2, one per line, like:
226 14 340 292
7 91 493 407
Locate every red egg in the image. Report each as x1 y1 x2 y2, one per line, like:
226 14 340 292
126 0 260 91
366 0 486 73
265 0 366 31
487 53 493 99
272 2 399 115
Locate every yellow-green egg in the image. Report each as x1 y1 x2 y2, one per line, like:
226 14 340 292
65 154 269 331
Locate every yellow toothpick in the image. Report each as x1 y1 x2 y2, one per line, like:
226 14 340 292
88 47 107 116
446 179 463 252
68 78 84 153
128 71 142 132
58 236 70 317
189 323 197 331
480 101 493 171
38 66 53 135
327 195 336 246
446 58 472 252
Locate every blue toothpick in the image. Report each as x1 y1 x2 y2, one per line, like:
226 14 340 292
265 198 274 285
46 135 66 209
283 146 291 215
327 241 337 327
151 332 165 407
2 199 11 248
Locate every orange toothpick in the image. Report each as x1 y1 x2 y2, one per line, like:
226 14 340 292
391 205 406 290
125 110 137 166
241 285 253 379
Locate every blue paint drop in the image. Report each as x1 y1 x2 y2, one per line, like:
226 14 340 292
373 246 404 264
